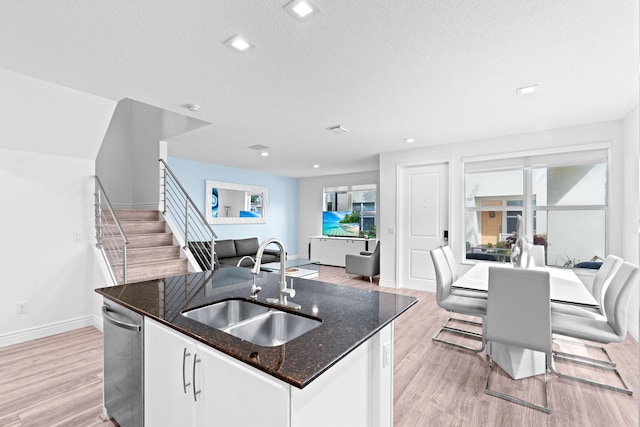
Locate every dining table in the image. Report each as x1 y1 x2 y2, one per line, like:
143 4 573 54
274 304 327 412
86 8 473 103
453 262 599 307
452 262 599 379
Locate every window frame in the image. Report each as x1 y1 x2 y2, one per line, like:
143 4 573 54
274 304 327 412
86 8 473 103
462 144 610 267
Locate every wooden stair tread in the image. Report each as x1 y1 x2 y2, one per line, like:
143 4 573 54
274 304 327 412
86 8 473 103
99 209 190 284
125 245 180 253
126 258 187 268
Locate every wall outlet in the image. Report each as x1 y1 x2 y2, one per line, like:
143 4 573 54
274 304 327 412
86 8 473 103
73 232 83 242
16 303 28 315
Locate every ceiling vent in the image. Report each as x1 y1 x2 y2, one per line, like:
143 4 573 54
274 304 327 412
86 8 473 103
326 125 351 135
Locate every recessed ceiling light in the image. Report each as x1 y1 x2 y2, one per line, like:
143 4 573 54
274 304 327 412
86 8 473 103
516 84 538 96
404 138 416 143
249 144 269 151
224 35 255 52
326 125 351 135
185 103 200 112
260 151 269 157
283 0 320 21
313 164 320 168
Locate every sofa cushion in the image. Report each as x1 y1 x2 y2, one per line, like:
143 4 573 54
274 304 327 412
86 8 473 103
260 253 277 264
215 239 236 259
218 257 245 267
235 238 260 257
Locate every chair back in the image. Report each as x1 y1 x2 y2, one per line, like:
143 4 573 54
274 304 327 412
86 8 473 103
431 248 453 304
593 255 623 310
602 262 638 339
441 245 458 281
372 241 380 255
486 267 551 353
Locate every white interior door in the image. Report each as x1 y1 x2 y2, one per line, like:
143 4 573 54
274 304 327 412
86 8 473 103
398 163 448 291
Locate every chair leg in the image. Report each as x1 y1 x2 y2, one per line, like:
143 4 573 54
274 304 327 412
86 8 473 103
369 276 372 283
552 336 616 367
551 352 633 395
485 353 551 414
432 316 485 353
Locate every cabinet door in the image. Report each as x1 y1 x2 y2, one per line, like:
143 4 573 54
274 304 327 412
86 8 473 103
145 318 197 427
196 343 290 427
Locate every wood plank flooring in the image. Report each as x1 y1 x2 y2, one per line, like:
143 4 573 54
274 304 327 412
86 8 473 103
0 266 637 426
0 327 114 427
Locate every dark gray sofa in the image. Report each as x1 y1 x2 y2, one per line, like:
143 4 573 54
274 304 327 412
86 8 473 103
214 237 282 268
188 237 283 270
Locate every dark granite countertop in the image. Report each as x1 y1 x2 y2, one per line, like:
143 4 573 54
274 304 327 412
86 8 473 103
95 267 417 389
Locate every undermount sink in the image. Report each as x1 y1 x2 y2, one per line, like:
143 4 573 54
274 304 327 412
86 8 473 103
182 299 321 347
183 299 269 330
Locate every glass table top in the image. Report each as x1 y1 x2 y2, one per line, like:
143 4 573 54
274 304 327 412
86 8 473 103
260 259 320 276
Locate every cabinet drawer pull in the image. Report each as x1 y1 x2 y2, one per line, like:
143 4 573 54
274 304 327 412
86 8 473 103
192 354 202 402
182 348 191 393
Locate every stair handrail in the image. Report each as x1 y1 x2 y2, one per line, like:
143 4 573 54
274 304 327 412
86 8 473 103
94 176 129 284
159 159 217 271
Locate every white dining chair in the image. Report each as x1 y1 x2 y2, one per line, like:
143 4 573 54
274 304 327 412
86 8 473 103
551 254 623 367
441 245 458 281
431 247 487 352
552 254 623 317
441 245 487 300
484 267 552 413
551 261 637 395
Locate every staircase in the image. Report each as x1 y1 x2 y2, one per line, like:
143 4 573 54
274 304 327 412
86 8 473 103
103 209 188 284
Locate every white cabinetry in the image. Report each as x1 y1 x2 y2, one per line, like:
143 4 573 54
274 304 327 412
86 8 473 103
144 318 289 427
196 343 289 426
310 237 377 267
144 318 196 427
144 317 393 427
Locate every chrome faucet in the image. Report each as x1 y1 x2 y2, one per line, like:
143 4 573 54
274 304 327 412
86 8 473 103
250 238 301 310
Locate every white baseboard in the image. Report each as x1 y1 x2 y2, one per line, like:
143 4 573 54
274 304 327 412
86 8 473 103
93 314 104 332
0 315 96 348
379 279 396 289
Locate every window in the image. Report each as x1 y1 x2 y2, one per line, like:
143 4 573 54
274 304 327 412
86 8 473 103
324 184 377 237
464 149 608 267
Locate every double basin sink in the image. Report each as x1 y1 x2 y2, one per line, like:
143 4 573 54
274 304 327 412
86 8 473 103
182 299 321 347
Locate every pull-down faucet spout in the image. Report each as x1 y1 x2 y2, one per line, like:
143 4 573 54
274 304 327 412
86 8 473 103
251 238 300 310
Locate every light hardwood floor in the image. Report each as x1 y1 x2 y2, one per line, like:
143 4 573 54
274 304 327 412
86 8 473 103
1 266 637 426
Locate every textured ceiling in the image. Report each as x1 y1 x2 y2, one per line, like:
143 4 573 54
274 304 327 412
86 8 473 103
0 0 638 177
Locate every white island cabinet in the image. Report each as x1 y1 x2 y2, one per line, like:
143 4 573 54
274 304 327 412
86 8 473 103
144 317 393 427
144 318 288 427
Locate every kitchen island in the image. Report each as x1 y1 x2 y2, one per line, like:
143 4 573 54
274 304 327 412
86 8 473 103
96 267 417 427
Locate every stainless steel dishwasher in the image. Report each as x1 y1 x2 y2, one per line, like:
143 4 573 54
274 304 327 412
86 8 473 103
102 301 144 427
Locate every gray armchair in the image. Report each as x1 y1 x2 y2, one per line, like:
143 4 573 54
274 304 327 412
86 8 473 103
345 241 380 283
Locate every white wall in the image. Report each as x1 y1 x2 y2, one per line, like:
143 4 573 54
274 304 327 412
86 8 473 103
298 171 379 259
622 106 639 265
0 69 115 345
622 105 639 340
131 101 165 208
380 120 638 339
96 99 135 206
0 149 97 342
0 68 115 159
96 99 210 209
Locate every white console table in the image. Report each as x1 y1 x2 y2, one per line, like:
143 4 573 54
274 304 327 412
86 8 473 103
309 236 377 267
